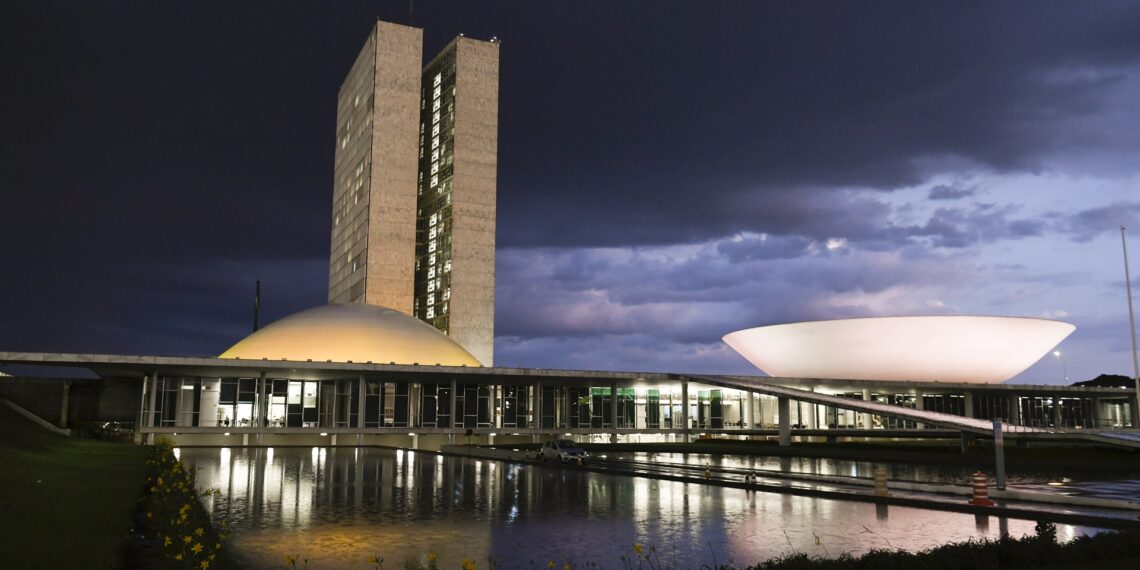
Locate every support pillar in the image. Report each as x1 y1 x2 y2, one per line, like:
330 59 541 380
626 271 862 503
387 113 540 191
964 392 974 419
450 378 458 429
913 389 924 429
777 397 791 447
992 418 1006 490
861 388 872 430
745 391 755 429
1010 394 1022 426
59 380 71 429
135 375 150 443
1052 395 1062 428
610 380 618 437
257 372 267 427
357 376 366 429
1091 397 1101 429
410 433 419 450
681 377 690 443
147 372 159 428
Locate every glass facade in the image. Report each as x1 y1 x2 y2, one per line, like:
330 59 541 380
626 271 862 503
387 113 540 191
143 376 1136 433
414 53 457 332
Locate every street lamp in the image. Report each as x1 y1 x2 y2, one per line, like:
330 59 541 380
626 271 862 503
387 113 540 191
1052 350 1069 383
1121 226 1140 426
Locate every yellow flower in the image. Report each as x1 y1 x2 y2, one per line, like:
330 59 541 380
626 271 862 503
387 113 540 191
195 527 205 537
548 562 556 569
183 535 193 544
463 559 476 570
146 512 153 519
163 536 172 547
200 561 210 570
563 564 572 570
192 543 204 555
427 553 437 562
633 543 644 555
175 553 183 561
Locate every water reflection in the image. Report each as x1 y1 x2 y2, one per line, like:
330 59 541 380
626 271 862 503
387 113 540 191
181 447 1092 569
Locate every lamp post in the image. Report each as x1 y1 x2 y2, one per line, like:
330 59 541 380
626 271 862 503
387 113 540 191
1122 226 1140 427
1052 350 1069 383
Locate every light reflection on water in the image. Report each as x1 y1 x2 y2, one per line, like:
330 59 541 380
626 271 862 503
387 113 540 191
181 447 1092 569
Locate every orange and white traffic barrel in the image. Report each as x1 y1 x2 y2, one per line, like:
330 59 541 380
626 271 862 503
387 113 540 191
969 471 995 507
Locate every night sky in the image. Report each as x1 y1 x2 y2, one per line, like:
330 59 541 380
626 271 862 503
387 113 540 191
3 1 1140 384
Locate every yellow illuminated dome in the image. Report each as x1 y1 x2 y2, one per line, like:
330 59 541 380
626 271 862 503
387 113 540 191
219 304 481 366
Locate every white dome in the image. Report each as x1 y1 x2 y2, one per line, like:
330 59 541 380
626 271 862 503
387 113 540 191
219 304 481 366
723 316 1075 383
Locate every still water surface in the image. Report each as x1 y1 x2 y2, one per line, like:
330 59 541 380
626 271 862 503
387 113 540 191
180 447 1093 569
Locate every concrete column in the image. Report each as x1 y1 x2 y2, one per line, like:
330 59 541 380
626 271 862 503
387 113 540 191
964 392 974 419
135 376 150 442
450 378 458 429
777 397 791 446
913 389 924 430
610 381 619 429
357 376 366 429
808 386 818 430
258 372 267 427
147 372 159 427
330 434 338 446
1090 397 1101 428
410 433 419 450
1010 394 1022 425
59 380 71 429
681 377 690 443
1052 395 1062 427
532 381 542 430
861 388 872 430
745 391 755 429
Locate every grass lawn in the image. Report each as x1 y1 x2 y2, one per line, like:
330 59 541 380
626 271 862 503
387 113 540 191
0 403 150 569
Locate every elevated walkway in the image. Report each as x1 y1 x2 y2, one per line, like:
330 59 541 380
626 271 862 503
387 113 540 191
687 374 1140 450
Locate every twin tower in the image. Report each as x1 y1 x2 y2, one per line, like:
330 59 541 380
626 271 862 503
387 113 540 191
327 21 499 366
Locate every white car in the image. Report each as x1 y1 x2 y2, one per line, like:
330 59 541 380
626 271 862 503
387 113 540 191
539 439 588 463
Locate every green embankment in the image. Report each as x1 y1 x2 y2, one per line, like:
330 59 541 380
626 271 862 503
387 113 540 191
0 403 150 568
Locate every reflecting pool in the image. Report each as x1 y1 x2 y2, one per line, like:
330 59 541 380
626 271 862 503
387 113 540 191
180 447 1095 569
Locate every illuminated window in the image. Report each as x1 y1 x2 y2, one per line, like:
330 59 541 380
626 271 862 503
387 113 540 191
433 110 440 124
429 227 437 239
426 307 435 319
433 72 441 86
430 174 438 188
432 136 439 149
444 260 451 273
443 288 450 301
428 240 437 253
427 280 436 293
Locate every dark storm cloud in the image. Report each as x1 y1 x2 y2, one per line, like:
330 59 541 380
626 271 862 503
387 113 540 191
928 185 977 200
497 1 1140 247
1057 201 1140 241
904 203 1046 248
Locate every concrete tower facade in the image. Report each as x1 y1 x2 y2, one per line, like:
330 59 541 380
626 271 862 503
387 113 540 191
327 21 423 312
329 23 498 366
414 37 499 367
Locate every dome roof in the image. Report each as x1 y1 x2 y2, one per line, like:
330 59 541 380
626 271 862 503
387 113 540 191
723 316 1075 383
219 304 481 366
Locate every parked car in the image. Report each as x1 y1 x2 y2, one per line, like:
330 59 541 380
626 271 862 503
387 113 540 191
539 439 588 463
